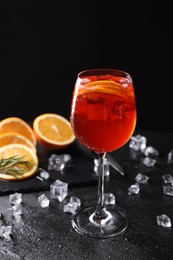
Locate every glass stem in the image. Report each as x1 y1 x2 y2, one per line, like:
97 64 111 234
97 153 106 208
94 152 108 221
89 152 110 226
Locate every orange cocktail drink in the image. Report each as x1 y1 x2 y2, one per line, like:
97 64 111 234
71 73 137 154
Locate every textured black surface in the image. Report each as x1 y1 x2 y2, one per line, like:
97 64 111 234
0 130 173 260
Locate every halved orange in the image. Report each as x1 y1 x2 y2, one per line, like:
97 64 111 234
0 132 36 153
0 117 37 147
33 113 75 150
0 143 38 181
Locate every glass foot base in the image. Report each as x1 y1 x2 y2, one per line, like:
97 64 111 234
72 205 128 239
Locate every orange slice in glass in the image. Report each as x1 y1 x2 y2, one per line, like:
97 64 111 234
78 80 134 98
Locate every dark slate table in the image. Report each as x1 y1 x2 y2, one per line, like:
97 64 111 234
0 130 173 260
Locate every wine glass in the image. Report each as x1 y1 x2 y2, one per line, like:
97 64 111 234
70 69 137 238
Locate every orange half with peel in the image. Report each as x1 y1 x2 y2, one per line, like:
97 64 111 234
33 113 75 150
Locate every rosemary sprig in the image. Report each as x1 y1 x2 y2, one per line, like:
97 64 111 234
0 155 31 178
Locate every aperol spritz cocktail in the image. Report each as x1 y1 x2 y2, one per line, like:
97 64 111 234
71 72 136 153
70 69 137 238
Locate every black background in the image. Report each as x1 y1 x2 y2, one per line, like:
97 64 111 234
0 0 172 132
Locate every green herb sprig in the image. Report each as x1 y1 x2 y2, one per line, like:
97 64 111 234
0 155 31 178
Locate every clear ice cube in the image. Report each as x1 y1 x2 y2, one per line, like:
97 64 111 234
129 134 147 151
143 146 159 157
63 202 78 215
162 174 173 184
50 179 68 202
63 196 81 214
38 194 50 208
142 157 156 167
87 99 108 121
104 193 116 205
128 183 140 194
9 192 22 205
157 214 172 228
38 168 50 180
167 150 173 164
63 154 72 163
69 196 81 207
10 205 23 216
48 154 66 171
135 173 149 184
163 185 173 196
0 225 12 239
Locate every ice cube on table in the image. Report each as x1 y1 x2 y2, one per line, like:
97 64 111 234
104 193 116 205
37 168 50 180
142 157 156 167
162 174 173 184
128 183 140 194
63 154 72 163
63 202 78 215
10 205 23 216
143 146 159 157
63 196 81 214
163 185 173 196
9 192 22 205
157 214 172 228
129 134 147 151
0 225 12 239
167 150 173 164
135 173 149 184
48 154 66 171
38 194 50 208
50 179 68 202
69 196 81 207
